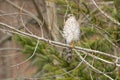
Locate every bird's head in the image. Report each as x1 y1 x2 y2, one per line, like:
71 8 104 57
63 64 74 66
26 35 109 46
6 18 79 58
67 14 74 18
65 14 75 21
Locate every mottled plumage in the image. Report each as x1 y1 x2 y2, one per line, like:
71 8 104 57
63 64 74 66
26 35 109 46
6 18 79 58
63 14 80 62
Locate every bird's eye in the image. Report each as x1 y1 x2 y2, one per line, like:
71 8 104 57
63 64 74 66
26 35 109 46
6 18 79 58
67 14 74 18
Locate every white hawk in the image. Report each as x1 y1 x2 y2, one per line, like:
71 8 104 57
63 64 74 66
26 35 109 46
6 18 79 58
63 14 80 62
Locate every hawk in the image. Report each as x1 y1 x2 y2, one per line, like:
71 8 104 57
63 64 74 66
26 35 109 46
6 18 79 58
63 14 80 62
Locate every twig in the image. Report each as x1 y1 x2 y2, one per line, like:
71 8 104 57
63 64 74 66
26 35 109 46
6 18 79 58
74 49 114 80
80 8 119 48
6 0 51 39
64 0 69 23
6 0 42 26
32 0 44 37
65 0 73 14
19 3 33 34
91 0 120 26
0 48 22 57
0 48 22 51
0 22 118 60
86 1 113 5
10 40 39 68
0 14 35 45
61 53 87 75
80 50 114 65
34 54 87 79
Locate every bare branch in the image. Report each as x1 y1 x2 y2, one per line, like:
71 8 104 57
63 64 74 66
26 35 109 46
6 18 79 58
0 48 22 51
6 0 42 26
80 50 114 65
10 40 39 68
0 22 118 60
74 49 114 80
0 16 35 45
91 0 120 26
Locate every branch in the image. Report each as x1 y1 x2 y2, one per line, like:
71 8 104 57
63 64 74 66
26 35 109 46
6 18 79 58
80 50 114 65
0 48 22 57
74 49 114 80
0 22 118 60
0 16 35 45
10 40 39 68
0 48 22 51
6 0 53 39
91 0 120 26
6 0 42 26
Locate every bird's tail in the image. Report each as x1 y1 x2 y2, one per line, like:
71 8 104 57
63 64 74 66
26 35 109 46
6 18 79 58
66 47 72 63
62 40 73 63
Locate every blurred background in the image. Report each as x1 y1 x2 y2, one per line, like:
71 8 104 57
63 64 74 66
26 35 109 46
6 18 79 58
0 0 120 80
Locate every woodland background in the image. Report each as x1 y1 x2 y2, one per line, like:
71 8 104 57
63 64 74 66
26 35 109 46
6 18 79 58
0 0 120 80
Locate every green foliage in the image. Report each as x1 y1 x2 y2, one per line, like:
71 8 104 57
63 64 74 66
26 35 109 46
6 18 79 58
53 0 90 16
14 0 120 79
14 34 114 80
81 38 112 52
14 35 76 79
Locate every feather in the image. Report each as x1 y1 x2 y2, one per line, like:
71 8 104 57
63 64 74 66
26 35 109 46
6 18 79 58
63 14 80 63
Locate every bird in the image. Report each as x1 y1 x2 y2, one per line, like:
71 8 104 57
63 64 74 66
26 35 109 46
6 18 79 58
63 14 80 63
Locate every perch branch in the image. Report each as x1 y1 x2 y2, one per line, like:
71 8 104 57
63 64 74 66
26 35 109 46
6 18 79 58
0 22 118 59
